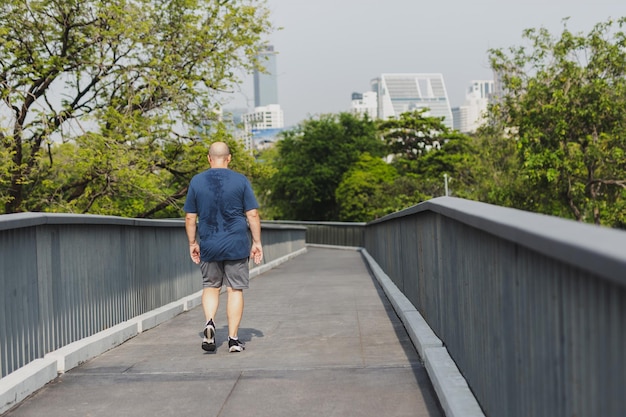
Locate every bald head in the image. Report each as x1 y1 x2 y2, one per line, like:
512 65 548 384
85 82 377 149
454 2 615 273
208 141 231 168
209 141 230 158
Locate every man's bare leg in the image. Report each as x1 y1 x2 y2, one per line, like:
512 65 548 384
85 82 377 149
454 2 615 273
226 287 246 352
226 287 244 338
202 287 220 322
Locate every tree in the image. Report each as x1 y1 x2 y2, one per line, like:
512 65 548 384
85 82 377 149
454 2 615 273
265 113 385 220
0 0 272 216
413 132 478 199
377 109 478 201
489 17 626 227
30 130 261 217
469 124 525 208
333 110 481 221
335 153 398 221
377 109 451 160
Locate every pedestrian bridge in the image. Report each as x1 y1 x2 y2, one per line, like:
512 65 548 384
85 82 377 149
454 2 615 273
1 197 625 417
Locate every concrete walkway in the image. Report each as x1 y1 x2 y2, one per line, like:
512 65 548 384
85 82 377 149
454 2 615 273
3 247 443 417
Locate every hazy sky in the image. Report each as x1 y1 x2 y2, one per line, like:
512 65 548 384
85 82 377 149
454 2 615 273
227 0 626 127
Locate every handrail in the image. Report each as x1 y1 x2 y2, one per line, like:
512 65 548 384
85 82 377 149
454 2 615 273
364 197 625 417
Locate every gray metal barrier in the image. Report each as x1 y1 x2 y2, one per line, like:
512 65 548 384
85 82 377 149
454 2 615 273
0 214 305 378
364 197 626 417
3 201 624 416
268 220 365 247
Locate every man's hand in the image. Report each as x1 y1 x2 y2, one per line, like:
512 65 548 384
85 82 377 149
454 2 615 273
250 242 263 265
189 242 201 264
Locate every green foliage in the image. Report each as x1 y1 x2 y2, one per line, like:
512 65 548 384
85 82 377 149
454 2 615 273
380 110 479 201
0 0 272 216
377 109 451 160
469 125 526 207
337 167 431 222
26 123 259 217
489 17 626 226
379 175 430 215
251 145 280 219
257 109 480 222
413 133 478 199
335 153 398 221
264 113 385 220
256 109 481 221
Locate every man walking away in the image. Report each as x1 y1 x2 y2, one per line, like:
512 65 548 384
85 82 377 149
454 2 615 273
184 141 263 353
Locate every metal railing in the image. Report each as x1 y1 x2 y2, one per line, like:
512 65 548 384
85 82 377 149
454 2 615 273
365 197 626 417
0 214 305 378
268 220 365 247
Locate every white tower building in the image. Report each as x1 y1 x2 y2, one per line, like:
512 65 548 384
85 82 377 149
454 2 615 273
371 73 453 129
452 80 494 133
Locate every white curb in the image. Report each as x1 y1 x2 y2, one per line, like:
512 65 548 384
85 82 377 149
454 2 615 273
0 358 58 415
45 321 138 373
359 248 485 417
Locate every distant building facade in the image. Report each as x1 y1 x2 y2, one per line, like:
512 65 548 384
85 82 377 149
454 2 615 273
451 80 494 133
243 104 284 130
243 104 284 150
350 91 377 119
370 73 453 129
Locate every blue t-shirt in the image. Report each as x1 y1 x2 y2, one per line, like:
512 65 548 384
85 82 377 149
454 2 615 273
183 168 259 262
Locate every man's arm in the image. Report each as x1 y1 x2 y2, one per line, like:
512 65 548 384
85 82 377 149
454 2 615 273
185 213 201 264
245 208 263 265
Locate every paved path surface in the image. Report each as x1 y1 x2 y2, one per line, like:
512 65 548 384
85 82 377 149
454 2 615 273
3 247 443 417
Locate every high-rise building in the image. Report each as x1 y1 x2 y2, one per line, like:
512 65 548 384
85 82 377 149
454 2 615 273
371 73 453 129
451 107 467 132
242 104 284 150
350 91 377 119
254 45 279 107
243 104 284 130
452 80 494 133
246 45 284 151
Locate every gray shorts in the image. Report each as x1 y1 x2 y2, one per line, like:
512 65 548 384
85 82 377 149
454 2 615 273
200 258 249 289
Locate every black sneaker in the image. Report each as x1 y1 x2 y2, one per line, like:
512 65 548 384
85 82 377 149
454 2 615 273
202 320 216 352
228 337 245 353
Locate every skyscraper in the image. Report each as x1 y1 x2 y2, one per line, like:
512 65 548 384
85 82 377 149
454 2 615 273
254 45 279 107
452 80 494 133
371 73 453 129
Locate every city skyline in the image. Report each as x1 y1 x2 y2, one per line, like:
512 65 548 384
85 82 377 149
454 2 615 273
225 0 625 127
